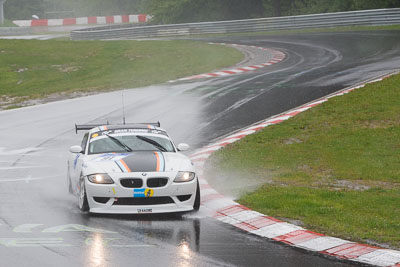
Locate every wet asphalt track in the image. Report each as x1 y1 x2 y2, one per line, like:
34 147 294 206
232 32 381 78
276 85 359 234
0 30 399 266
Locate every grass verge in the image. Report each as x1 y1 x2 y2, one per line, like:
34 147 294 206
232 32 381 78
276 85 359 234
0 20 17 27
189 24 400 39
206 73 400 249
0 39 243 108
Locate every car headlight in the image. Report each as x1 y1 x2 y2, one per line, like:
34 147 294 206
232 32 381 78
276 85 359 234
87 174 114 184
174 172 195 183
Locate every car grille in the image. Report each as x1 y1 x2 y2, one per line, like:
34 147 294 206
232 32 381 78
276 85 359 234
147 177 168 188
113 197 174 206
120 178 143 188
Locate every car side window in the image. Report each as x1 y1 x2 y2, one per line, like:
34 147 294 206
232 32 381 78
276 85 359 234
81 133 89 154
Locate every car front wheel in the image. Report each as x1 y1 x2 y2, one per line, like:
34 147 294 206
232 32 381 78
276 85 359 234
78 177 89 212
193 180 200 211
67 164 73 194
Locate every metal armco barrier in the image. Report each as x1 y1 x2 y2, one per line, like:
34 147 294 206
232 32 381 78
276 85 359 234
0 27 31 36
71 8 400 40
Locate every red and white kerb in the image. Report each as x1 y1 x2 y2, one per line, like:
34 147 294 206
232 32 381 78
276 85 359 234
13 14 150 27
169 43 286 82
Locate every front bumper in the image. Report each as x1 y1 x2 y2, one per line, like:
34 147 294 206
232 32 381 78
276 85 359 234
85 172 197 214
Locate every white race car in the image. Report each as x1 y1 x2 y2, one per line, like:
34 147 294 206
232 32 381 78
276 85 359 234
67 122 200 214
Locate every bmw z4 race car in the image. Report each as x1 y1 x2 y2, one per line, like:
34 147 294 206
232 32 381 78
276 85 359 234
67 122 200 214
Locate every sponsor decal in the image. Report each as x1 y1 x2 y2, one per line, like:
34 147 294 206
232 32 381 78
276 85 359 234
133 188 154 198
99 125 108 131
92 153 129 162
73 154 80 170
91 128 167 138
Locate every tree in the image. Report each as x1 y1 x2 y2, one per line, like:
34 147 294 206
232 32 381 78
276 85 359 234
4 0 400 22
350 0 400 10
285 0 400 15
4 0 45 20
145 0 265 24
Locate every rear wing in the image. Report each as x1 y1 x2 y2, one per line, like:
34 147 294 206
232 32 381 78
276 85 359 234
75 122 161 134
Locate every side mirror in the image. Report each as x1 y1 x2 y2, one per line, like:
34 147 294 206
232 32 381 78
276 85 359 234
69 145 83 154
177 143 190 151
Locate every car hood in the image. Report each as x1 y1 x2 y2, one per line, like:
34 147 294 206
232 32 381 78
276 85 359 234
84 151 190 174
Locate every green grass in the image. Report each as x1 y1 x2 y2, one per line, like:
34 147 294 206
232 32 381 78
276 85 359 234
0 19 17 27
207 73 400 248
0 39 243 105
240 186 400 247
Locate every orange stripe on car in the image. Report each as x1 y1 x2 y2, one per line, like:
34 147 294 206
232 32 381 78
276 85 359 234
120 159 131 172
154 152 160 171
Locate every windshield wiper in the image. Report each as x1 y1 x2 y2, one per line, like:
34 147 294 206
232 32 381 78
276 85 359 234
136 135 167 152
105 134 133 152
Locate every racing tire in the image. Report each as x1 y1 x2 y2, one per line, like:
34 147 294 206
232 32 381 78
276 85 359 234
193 180 201 211
78 177 89 212
67 164 73 194
67 177 73 194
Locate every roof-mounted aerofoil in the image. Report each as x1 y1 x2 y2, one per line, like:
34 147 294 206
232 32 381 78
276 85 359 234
75 122 161 134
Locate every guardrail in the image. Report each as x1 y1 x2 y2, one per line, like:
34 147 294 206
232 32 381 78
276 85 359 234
71 8 400 40
0 27 31 36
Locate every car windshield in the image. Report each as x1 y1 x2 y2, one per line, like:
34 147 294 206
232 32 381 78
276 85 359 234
88 134 175 154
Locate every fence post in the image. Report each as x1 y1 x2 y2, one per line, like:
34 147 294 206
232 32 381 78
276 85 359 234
0 0 6 24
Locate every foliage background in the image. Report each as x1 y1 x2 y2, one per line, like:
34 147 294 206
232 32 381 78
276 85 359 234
3 0 400 22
